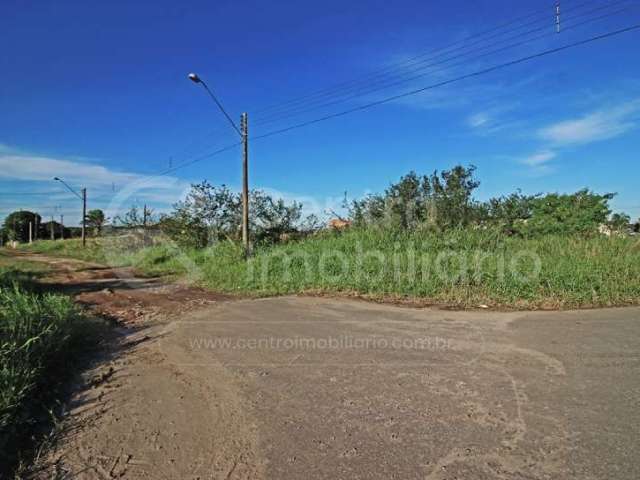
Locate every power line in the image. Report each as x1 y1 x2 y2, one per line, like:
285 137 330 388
62 16 639 189
251 0 615 120
253 0 636 127
252 23 640 141
124 141 242 189
252 0 562 116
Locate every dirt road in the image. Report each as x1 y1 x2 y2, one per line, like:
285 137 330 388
23 254 640 479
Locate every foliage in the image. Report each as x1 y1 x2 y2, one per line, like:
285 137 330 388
482 190 539 233
113 205 154 228
85 209 107 235
2 211 41 243
351 166 482 230
157 210 208 249
159 181 314 248
349 166 625 238
516 189 614 236
609 212 631 231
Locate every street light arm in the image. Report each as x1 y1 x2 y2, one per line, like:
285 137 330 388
54 177 83 200
197 79 243 138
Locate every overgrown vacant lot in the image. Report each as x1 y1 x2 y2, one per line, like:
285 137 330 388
0 252 104 476
16 227 640 309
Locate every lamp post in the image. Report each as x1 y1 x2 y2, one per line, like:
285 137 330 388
188 73 250 256
54 177 86 247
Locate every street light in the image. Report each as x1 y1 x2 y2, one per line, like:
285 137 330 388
187 72 250 255
53 177 86 247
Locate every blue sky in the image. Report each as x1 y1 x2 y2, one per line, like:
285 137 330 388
1 0 640 226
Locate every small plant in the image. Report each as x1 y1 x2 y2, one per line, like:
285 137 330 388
0 263 105 477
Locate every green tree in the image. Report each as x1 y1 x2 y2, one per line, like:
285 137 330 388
518 189 614 236
85 209 107 236
350 165 481 230
608 212 631 232
484 191 539 234
2 210 41 242
159 181 309 247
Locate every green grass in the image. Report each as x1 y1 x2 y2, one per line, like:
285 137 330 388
15 237 110 264
0 253 106 477
16 228 640 309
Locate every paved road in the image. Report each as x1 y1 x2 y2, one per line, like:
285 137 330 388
157 297 639 480
27 254 639 479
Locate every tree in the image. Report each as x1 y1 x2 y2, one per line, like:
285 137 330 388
483 191 539 234
349 165 482 230
518 189 614 236
2 210 41 243
608 212 631 232
158 181 310 247
85 209 107 236
113 206 148 228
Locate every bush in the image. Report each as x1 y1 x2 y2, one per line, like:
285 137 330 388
517 189 613 236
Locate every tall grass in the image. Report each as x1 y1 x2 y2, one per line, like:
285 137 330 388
0 260 104 476
15 228 640 308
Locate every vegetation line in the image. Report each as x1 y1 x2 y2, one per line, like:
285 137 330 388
10 165 640 310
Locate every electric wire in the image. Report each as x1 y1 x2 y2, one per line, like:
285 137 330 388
251 0 609 119
253 0 636 127
251 24 640 142
252 0 565 116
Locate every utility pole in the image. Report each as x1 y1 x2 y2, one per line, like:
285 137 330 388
50 215 55 240
81 188 87 246
188 73 251 257
60 214 64 240
29 221 33 243
241 112 250 255
53 177 86 247
142 204 148 245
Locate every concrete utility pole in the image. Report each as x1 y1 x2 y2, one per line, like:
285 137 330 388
241 112 249 254
50 215 55 240
82 188 87 246
188 72 250 256
60 214 64 239
29 221 33 243
54 177 87 247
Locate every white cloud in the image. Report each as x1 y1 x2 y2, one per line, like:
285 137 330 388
519 150 556 167
517 150 557 177
0 148 191 225
467 112 490 128
538 100 640 146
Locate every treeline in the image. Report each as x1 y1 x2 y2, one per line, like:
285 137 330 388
4 165 635 247
149 165 635 248
350 165 634 236
1 210 106 244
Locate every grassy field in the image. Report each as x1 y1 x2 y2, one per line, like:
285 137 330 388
0 252 105 476
14 228 640 309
